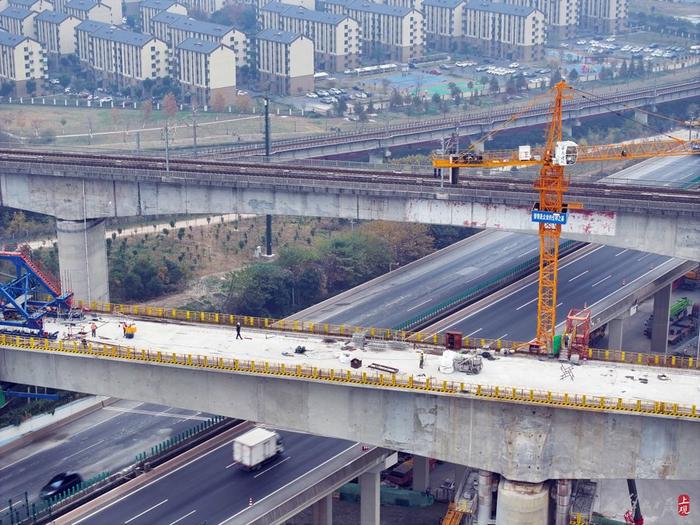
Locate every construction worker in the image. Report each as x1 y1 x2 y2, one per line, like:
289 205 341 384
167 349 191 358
419 350 425 369
236 321 242 340
90 322 97 338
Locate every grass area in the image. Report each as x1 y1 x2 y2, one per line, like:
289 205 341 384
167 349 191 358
630 0 700 17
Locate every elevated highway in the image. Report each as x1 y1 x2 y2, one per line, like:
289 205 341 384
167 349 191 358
2 150 700 302
0 313 698 484
191 78 700 160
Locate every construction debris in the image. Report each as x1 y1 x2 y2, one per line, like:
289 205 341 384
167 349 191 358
368 363 399 374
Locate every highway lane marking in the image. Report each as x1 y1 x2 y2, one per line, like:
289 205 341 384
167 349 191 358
465 328 482 337
568 270 589 282
62 439 105 461
437 245 605 333
591 275 612 287
406 298 432 312
496 334 508 340
168 509 196 525
637 253 651 261
218 443 358 525
253 456 291 478
225 461 237 469
124 499 168 524
72 437 239 524
615 249 628 257
518 248 537 257
103 406 208 420
515 297 537 310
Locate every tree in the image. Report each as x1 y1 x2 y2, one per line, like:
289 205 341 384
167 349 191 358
360 221 434 267
355 103 367 121
233 94 253 113
448 82 462 105
0 81 14 97
141 99 153 122
505 77 516 94
567 68 579 82
549 69 563 86
335 98 348 116
489 77 499 94
599 67 613 81
26 79 36 97
619 60 629 78
431 92 441 106
162 92 178 118
142 77 154 96
390 88 403 108
211 91 227 113
514 73 527 91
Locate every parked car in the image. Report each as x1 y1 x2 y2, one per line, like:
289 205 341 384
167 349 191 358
316 89 329 97
40 473 83 500
49 78 60 85
99 96 113 103
305 92 318 98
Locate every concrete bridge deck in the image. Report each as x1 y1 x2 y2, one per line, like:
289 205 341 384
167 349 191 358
1 313 698 482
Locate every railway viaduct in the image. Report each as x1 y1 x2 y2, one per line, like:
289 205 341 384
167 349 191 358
1 151 699 302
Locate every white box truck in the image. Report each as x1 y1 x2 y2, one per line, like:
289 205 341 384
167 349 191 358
233 428 284 471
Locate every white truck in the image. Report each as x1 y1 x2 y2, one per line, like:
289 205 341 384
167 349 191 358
233 428 284 471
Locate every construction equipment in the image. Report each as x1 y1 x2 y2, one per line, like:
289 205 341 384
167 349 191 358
562 308 591 360
0 249 72 338
624 479 644 525
432 81 700 353
453 353 483 374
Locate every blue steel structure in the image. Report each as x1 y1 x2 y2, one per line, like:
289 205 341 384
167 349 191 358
0 250 72 336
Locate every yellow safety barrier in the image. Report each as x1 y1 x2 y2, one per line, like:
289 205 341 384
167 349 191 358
75 301 700 371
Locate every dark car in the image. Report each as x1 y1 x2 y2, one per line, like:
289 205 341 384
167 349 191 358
40 472 83 500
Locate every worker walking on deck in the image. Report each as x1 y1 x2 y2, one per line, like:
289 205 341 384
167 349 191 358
419 350 425 369
90 322 97 338
236 321 242 340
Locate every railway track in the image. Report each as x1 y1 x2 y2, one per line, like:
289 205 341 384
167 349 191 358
1 149 699 210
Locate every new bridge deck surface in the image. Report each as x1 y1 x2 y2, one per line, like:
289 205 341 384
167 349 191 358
44 315 700 410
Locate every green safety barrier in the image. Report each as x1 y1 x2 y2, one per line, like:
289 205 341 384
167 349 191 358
395 240 578 331
337 483 434 507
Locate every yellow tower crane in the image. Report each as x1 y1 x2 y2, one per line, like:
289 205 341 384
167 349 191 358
432 80 700 353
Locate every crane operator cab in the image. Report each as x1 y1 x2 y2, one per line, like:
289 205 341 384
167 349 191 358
553 141 578 166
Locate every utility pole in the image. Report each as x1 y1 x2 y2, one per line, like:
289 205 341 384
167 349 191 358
163 123 170 172
264 96 272 257
192 106 198 158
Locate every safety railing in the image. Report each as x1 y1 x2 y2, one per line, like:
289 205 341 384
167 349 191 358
76 301 700 371
1 334 698 421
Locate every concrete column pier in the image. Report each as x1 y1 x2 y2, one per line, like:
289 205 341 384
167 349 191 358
56 218 109 304
477 470 493 525
607 318 624 350
495 479 549 525
554 479 572 525
359 471 380 525
311 494 332 525
412 456 430 493
634 110 648 125
651 284 671 355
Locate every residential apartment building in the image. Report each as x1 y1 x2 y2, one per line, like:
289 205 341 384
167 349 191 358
0 31 46 93
64 0 112 24
75 21 169 84
140 0 187 32
176 0 224 16
463 1 545 61
377 0 422 13
34 10 80 54
255 0 314 9
422 0 463 51
176 37 235 106
0 7 37 37
578 0 626 34
150 12 248 68
256 28 313 95
8 0 52 12
497 0 577 40
320 0 424 62
260 2 361 71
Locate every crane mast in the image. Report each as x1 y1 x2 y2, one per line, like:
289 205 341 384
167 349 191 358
533 81 572 351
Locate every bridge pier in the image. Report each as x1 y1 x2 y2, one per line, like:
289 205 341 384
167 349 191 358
495 479 549 524
554 479 572 525
56 218 109 304
311 494 333 525
477 470 494 525
607 318 624 350
651 284 671 355
412 455 431 493
634 109 648 125
359 469 380 524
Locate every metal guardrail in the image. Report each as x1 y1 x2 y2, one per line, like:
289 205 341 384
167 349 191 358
1 332 698 421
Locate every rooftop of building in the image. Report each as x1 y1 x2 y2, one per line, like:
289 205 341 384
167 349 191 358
9 0 44 7
0 6 34 19
140 0 183 10
176 36 221 54
75 19 111 33
324 0 413 16
92 24 156 45
262 2 348 24
0 30 28 46
65 0 105 11
35 10 73 23
423 0 464 9
464 1 537 16
151 11 236 37
256 27 304 44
